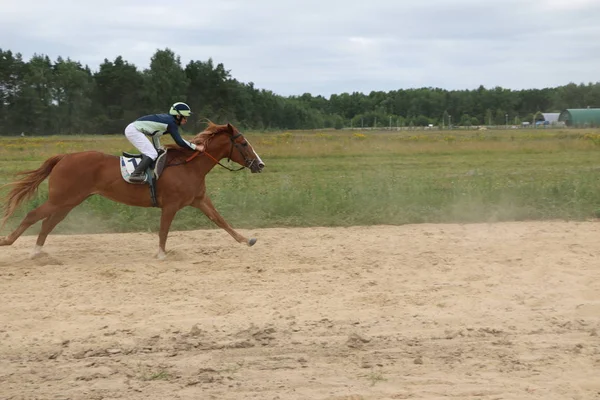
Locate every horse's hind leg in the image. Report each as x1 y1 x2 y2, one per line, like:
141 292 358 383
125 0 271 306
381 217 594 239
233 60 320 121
31 206 75 257
0 202 59 247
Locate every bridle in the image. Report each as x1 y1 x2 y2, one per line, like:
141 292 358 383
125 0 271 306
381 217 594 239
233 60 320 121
181 132 254 172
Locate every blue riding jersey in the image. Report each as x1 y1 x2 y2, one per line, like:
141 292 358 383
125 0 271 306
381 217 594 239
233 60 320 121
133 113 195 151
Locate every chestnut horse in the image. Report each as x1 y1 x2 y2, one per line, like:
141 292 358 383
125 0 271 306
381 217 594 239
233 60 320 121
0 122 265 259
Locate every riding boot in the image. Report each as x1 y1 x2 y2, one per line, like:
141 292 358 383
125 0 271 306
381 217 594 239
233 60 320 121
129 155 153 183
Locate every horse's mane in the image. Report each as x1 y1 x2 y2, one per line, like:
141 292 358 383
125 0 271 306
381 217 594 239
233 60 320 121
190 121 231 146
163 121 233 164
164 121 231 155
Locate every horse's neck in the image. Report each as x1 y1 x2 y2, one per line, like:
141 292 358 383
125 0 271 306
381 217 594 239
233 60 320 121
185 153 217 184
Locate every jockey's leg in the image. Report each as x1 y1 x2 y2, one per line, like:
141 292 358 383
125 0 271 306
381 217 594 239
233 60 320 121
124 123 158 183
128 155 154 183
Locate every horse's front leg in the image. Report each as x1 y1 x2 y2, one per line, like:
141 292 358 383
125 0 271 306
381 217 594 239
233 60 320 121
190 195 256 246
157 206 180 260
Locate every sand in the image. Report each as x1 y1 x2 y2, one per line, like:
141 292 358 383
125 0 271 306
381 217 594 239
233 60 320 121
1 221 599 400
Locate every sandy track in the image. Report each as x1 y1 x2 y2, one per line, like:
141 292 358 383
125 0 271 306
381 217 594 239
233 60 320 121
1 221 599 400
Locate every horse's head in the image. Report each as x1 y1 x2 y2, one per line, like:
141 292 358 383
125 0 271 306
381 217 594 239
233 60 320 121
192 122 265 173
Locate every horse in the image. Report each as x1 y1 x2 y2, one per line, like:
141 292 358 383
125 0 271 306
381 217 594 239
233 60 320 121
0 122 265 259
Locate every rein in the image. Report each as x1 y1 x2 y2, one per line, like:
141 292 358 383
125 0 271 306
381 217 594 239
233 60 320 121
193 150 245 172
168 133 247 172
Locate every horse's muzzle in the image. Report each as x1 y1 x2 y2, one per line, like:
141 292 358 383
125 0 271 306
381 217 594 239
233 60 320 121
247 159 265 173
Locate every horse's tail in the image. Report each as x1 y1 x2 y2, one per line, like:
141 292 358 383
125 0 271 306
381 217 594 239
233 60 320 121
0 154 66 231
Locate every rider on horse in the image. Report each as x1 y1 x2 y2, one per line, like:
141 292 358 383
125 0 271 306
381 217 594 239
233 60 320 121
124 102 199 182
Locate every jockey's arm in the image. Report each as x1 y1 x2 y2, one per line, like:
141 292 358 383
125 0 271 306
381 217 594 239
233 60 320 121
168 123 197 151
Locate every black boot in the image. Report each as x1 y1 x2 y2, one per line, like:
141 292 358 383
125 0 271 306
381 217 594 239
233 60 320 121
129 155 153 183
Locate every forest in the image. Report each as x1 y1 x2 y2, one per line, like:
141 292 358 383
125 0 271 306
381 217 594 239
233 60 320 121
1 47 599 135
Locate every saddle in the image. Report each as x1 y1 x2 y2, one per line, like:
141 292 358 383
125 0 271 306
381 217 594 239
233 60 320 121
119 150 168 207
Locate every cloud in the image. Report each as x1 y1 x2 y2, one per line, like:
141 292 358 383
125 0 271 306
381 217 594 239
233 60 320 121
1 0 599 96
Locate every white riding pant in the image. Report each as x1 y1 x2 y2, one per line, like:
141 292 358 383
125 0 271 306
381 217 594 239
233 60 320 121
124 123 158 160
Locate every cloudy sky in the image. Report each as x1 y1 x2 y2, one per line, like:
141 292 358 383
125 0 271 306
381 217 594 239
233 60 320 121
1 0 599 97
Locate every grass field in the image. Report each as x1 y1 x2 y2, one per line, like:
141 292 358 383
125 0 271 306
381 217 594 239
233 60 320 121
1 128 600 236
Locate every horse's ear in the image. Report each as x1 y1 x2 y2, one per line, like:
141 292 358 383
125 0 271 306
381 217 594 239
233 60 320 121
227 123 234 133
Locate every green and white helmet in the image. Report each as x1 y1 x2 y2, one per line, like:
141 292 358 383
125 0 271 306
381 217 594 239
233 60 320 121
169 102 192 117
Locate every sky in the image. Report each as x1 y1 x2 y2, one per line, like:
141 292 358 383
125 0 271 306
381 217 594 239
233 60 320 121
1 0 599 97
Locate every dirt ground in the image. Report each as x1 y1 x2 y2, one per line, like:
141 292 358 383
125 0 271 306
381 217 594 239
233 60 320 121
0 221 599 400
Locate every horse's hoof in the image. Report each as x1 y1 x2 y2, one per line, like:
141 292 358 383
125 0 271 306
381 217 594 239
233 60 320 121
157 249 167 260
248 238 257 247
30 251 48 260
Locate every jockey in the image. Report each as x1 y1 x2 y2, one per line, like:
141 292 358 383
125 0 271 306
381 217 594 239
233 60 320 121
124 102 198 183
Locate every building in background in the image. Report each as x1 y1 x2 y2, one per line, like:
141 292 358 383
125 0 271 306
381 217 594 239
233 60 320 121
539 113 560 126
558 108 600 127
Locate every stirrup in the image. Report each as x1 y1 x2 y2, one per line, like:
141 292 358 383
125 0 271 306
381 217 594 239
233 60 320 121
129 173 146 182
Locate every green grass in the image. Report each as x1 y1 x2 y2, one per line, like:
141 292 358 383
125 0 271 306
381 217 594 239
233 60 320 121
1 128 600 235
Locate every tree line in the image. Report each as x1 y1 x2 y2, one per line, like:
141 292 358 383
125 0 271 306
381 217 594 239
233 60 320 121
1 47 599 135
